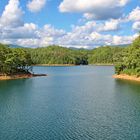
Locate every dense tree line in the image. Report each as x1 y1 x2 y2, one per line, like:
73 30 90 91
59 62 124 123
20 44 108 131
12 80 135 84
27 45 124 65
115 35 140 76
28 46 89 65
0 44 32 75
88 46 124 64
2 40 139 76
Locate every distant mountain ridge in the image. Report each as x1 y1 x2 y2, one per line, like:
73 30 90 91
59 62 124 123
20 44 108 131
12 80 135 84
8 44 130 49
112 44 130 47
9 44 24 48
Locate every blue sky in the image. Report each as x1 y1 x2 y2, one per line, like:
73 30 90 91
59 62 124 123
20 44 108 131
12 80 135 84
0 0 140 48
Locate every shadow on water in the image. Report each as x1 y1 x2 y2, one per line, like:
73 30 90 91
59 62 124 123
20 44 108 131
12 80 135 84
0 78 35 108
0 79 33 94
114 79 140 94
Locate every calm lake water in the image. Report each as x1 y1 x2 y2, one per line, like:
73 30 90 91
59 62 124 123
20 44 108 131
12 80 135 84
0 66 140 140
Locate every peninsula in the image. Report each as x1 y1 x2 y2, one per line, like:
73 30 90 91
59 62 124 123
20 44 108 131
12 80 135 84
113 35 140 82
0 44 47 80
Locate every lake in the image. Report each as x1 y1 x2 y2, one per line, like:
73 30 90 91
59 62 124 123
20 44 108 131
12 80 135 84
0 66 140 140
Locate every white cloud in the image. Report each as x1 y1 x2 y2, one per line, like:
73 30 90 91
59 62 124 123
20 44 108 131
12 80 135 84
90 32 136 46
120 0 130 6
128 7 140 21
16 36 56 48
98 19 120 31
72 19 120 33
132 21 140 31
56 23 134 48
0 20 66 47
1 23 38 39
59 0 129 20
0 0 23 28
42 24 66 37
27 0 46 12
0 39 12 45
16 39 40 47
112 35 127 45
0 18 134 48
0 26 136 48
0 0 136 48
71 21 96 34
83 13 94 20
0 0 40 40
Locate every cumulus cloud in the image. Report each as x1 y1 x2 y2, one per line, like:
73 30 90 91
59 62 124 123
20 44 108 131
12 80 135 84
126 7 140 32
132 22 140 31
71 19 120 33
0 0 38 46
83 13 94 20
0 23 38 39
90 32 136 46
0 0 38 40
41 24 66 38
0 24 137 48
0 18 134 48
98 19 120 31
0 0 23 28
57 32 136 48
0 0 137 48
128 7 140 21
27 0 46 12
56 21 134 48
0 23 66 47
16 39 40 47
59 0 129 20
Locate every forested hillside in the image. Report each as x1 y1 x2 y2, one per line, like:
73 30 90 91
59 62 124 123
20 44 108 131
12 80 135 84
0 44 32 75
27 46 89 65
88 46 123 64
27 46 124 65
2 39 139 76
115 35 140 76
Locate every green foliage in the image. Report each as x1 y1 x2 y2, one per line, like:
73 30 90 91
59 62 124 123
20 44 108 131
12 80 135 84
1 41 135 76
88 46 123 64
114 35 140 76
0 44 32 75
28 46 89 65
27 45 123 65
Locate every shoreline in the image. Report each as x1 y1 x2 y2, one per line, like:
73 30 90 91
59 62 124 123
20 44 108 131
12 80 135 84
33 64 76 66
0 73 47 81
113 74 140 82
91 64 114 66
34 64 114 66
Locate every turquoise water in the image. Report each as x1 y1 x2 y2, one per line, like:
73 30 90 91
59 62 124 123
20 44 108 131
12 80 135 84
0 66 140 140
